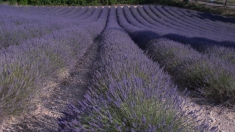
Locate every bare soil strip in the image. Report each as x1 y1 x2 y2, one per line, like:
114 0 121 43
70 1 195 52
1 41 99 132
181 92 235 132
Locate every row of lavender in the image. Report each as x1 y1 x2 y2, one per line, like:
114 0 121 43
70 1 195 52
135 5 235 64
58 7 215 131
125 5 235 45
0 6 108 122
0 6 102 49
127 5 235 62
117 6 235 106
136 5 235 42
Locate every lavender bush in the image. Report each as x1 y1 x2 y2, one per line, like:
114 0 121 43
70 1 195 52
146 38 201 74
204 46 235 65
146 39 235 105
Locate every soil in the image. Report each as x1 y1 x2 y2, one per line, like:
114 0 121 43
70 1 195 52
0 41 99 132
182 91 235 132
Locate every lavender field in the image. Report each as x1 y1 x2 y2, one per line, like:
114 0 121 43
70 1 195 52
1 4 235 132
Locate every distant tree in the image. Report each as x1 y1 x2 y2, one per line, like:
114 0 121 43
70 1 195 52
225 0 228 6
183 0 189 3
9 0 17 4
109 0 117 5
18 0 28 4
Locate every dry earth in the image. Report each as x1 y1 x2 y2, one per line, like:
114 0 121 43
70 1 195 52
182 92 235 132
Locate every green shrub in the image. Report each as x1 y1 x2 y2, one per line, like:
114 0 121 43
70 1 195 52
18 0 28 4
9 0 17 5
109 0 117 5
183 0 189 3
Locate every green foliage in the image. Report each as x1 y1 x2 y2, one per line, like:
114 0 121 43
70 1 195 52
29 0 44 5
8 0 17 5
18 0 28 5
109 0 117 5
80 0 86 5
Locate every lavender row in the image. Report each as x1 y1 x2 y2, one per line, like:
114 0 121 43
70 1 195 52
63 7 88 18
117 6 235 106
29 6 84 19
48 6 81 17
105 6 121 29
128 5 235 43
153 5 235 38
58 17 212 131
134 6 204 35
122 6 149 30
117 6 160 49
156 7 234 41
123 5 205 39
147 5 188 33
76 7 96 20
35 6 85 19
146 39 235 105
174 7 235 28
0 7 109 121
130 6 161 30
143 5 235 41
163 33 235 52
59 29 211 132
142 5 184 33
119 6 235 65
0 21 62 48
0 6 102 49
136 6 181 34
80 7 102 22
118 5 235 57
164 6 235 33
161 6 235 39
154 6 218 35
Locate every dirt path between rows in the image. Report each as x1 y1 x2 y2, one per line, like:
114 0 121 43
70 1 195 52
0 41 99 132
181 90 235 132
